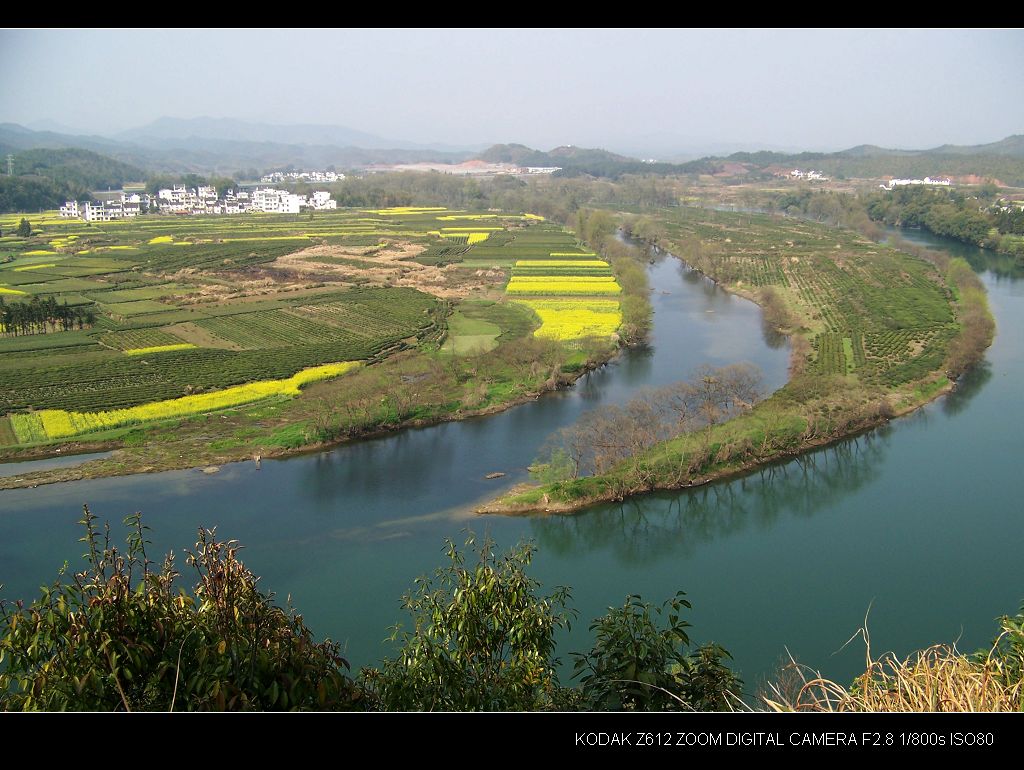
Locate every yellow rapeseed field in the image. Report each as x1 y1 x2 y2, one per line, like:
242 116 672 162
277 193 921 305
513 299 622 340
11 361 361 442
222 236 311 242
436 214 534 221
148 235 174 244
123 344 198 356
513 260 610 269
505 276 622 295
0 287 27 295
12 263 57 271
373 207 448 216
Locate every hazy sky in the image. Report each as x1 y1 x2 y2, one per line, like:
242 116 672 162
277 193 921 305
2 28 1022 154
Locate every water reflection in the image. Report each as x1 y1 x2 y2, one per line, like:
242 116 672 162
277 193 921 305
529 431 890 564
943 362 994 416
761 321 788 350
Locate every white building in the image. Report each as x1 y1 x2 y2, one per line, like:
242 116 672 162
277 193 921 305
881 177 952 190
218 190 252 215
83 200 135 221
251 187 305 214
260 170 344 184
157 185 194 213
790 169 829 181
63 185 333 220
309 191 337 210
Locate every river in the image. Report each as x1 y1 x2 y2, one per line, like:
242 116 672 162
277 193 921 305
1 227 1020 693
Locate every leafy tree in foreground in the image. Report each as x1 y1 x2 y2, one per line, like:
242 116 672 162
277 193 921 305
363 536 742 712
2 514 741 712
572 592 742 711
362 537 575 711
0 507 356 711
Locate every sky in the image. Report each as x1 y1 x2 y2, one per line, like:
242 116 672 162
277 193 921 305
1 28 1022 155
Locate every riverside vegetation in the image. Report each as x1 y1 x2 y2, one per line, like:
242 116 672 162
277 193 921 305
0 512 739 711
0 204 651 487
490 205 994 512
1 512 1019 712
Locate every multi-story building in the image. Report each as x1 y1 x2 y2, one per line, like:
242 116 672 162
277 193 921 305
251 187 305 213
62 186 334 220
309 190 337 210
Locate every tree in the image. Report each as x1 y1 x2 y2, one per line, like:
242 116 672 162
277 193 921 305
362 536 574 711
572 593 741 711
16 218 31 237
0 508 356 711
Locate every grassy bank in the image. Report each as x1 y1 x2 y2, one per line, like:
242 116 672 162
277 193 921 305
484 206 992 514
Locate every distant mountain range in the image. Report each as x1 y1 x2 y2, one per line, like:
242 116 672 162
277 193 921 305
722 135 1024 164
115 116 485 154
0 120 480 176
1 118 1022 183
712 135 1024 186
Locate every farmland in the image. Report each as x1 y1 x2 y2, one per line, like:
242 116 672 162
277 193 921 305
0 206 624 470
489 206 988 513
475 229 624 343
636 208 959 388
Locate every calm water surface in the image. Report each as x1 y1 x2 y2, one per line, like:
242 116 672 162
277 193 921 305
1 229 1020 691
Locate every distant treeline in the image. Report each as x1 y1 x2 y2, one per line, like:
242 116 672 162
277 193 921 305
12 148 142 191
763 185 1024 264
143 174 238 194
479 143 703 180
325 172 679 224
0 296 95 336
0 148 144 213
0 176 74 214
720 149 1024 187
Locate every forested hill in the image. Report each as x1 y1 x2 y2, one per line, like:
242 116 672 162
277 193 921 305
0 148 144 213
478 143 695 178
12 148 143 191
716 135 1024 185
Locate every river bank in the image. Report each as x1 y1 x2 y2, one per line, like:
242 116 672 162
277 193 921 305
0 224 654 490
0 336 628 491
3 225 1013 687
482 208 984 514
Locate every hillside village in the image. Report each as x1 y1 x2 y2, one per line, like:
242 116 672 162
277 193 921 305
59 185 337 222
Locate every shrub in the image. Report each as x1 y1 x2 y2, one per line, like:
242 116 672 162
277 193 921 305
362 537 573 711
572 592 742 711
0 508 356 711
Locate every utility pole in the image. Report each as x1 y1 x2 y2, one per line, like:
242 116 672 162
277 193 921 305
5 154 12 176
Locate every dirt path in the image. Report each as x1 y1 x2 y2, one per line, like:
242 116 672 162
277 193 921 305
274 242 506 299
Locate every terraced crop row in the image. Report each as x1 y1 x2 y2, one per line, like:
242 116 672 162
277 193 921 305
99 328 186 351
657 206 958 386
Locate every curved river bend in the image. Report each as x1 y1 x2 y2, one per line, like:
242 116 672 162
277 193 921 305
1 229 1020 689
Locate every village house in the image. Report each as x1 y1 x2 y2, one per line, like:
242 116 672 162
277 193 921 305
880 177 953 190
260 170 345 184
61 185 336 221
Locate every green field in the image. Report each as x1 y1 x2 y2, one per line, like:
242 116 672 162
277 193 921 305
642 208 957 387
496 206 972 513
0 207 605 449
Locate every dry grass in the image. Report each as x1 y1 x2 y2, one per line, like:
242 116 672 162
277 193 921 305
759 619 1023 712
